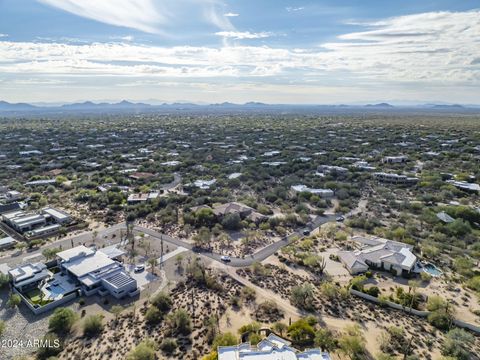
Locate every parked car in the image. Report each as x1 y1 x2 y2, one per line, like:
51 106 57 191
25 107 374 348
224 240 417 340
220 255 231 262
302 229 311 236
336 215 345 222
134 264 145 272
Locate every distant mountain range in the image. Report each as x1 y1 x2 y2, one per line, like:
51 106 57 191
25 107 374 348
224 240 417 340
0 100 477 114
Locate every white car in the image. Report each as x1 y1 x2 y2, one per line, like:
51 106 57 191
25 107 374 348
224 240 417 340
220 255 231 262
134 264 145 272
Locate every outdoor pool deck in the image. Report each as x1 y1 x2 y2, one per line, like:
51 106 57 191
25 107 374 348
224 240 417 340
40 272 78 300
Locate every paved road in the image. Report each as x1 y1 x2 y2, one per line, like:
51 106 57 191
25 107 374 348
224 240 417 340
135 213 338 267
160 173 182 191
0 223 125 266
1 213 338 269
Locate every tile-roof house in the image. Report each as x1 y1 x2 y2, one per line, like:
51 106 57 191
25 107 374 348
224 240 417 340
339 236 417 277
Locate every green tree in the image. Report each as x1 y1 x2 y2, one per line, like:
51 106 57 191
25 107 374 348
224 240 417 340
0 273 10 288
212 332 237 347
49 308 78 334
314 328 338 352
7 293 21 308
221 213 242 230
287 319 316 347
42 247 61 261
150 292 172 313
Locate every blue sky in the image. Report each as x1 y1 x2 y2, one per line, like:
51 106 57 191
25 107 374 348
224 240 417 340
0 0 479 104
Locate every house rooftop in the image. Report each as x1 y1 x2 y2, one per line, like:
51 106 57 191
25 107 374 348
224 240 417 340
218 334 331 360
62 251 117 278
57 245 95 262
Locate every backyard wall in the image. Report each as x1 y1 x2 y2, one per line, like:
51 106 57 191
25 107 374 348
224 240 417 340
13 288 78 315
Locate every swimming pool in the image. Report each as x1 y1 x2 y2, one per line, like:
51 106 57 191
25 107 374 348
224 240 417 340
45 283 67 298
423 263 443 277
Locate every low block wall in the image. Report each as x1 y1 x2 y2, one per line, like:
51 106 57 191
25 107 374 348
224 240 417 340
350 289 480 334
14 288 78 315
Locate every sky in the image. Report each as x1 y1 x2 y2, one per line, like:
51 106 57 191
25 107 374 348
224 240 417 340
0 0 479 105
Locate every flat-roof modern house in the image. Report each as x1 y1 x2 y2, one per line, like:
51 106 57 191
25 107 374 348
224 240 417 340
1 207 72 238
338 236 417 277
56 246 138 299
374 172 419 185
42 207 72 224
446 180 480 193
317 165 348 175
3 211 47 233
218 333 331 360
8 263 51 293
0 236 17 250
291 185 334 198
382 155 408 164
25 179 56 186
8 245 137 314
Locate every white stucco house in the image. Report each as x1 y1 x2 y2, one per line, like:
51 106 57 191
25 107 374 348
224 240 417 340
218 333 331 360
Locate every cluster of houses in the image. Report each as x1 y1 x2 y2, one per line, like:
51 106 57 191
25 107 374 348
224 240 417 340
6 245 138 314
1 206 72 239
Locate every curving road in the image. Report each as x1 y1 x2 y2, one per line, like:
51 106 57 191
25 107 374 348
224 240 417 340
1 213 338 268
134 213 338 267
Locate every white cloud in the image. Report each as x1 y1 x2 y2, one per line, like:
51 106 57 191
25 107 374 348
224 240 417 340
0 9 479 101
286 7 305 12
38 0 167 34
38 0 234 34
215 31 272 39
224 12 239 17
0 34 8 38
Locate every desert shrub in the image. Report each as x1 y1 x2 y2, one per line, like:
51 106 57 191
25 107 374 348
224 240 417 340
159 338 178 354
241 286 256 302
290 283 315 311
366 286 380 297
83 314 103 337
0 320 5 336
428 310 452 331
167 309 191 335
126 339 156 360
145 306 163 325
36 333 62 360
150 292 172 312
314 328 338 352
49 308 78 335
441 328 474 360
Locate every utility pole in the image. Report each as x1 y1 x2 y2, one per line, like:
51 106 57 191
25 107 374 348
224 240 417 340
160 236 164 268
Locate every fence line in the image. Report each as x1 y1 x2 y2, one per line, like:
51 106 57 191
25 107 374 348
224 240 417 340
350 289 480 334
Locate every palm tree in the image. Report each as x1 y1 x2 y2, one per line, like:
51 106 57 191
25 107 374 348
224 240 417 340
148 257 158 275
